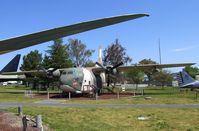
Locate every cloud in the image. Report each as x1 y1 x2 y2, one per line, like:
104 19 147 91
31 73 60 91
171 45 199 52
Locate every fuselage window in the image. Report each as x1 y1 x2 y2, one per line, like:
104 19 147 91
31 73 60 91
67 71 73 75
62 72 67 75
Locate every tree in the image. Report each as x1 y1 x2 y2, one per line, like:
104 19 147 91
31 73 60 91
42 55 52 69
184 66 199 79
20 50 42 89
103 39 132 66
84 60 96 67
44 38 73 68
20 50 42 71
126 69 144 89
66 38 95 67
139 59 157 86
153 70 173 88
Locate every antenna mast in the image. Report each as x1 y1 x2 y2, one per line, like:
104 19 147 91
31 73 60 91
158 38 162 64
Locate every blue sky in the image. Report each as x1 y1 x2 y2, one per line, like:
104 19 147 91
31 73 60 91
0 0 199 72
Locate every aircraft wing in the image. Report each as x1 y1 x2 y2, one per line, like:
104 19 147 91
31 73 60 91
1 68 65 76
1 70 46 76
0 13 149 54
92 63 195 73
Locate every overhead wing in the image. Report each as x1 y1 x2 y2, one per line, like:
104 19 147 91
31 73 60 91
0 13 149 54
92 63 195 73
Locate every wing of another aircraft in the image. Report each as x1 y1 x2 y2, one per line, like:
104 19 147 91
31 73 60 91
0 14 149 54
92 63 196 73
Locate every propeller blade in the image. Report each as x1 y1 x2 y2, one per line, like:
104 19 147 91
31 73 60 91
95 62 106 70
48 68 58 73
112 62 124 69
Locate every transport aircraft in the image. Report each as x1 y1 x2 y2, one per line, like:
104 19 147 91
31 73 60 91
3 48 195 94
0 13 195 93
176 70 199 89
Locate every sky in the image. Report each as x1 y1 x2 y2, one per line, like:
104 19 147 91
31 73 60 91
0 0 199 72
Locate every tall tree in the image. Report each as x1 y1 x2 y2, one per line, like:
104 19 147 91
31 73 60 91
84 60 96 67
44 38 73 68
153 70 173 88
42 55 52 69
184 66 199 79
139 59 157 86
126 68 144 89
20 50 42 71
66 38 95 67
103 39 132 66
20 50 42 89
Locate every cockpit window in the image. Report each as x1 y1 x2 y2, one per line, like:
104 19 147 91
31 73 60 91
62 70 74 75
67 71 73 74
62 72 67 75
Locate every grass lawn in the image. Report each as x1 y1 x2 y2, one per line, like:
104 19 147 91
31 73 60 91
3 107 199 131
1 86 199 130
0 86 198 104
0 86 44 102
64 87 199 104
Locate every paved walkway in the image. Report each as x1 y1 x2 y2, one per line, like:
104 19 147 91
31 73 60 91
0 100 199 109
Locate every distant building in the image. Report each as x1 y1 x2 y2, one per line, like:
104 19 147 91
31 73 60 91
196 75 199 81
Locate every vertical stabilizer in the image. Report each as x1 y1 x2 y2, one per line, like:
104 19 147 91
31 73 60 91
176 70 196 86
0 54 21 73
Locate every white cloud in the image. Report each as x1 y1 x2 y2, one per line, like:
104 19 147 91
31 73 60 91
171 45 199 52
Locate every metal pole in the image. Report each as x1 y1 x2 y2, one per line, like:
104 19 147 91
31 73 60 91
22 116 27 131
96 92 98 100
69 92 71 100
18 106 23 117
158 38 162 64
36 115 43 131
47 88 49 100
117 90 120 99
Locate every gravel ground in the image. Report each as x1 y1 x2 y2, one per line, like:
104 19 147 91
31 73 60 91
0 112 52 131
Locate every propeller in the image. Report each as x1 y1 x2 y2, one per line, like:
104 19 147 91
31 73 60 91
96 61 123 87
37 66 60 79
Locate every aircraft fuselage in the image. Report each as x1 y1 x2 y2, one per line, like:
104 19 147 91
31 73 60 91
59 67 104 93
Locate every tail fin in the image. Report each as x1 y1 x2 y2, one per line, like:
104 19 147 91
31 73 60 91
176 70 196 87
0 54 21 73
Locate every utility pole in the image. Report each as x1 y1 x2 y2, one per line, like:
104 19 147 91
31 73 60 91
158 38 162 64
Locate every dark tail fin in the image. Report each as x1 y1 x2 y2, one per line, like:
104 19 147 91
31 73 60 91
176 70 196 87
0 54 21 73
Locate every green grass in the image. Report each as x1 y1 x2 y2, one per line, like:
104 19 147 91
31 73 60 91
3 107 199 131
1 86 199 130
64 87 199 104
0 86 43 102
0 86 198 104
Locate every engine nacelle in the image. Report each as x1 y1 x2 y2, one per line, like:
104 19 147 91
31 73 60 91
52 69 61 77
154 68 161 73
112 68 118 75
